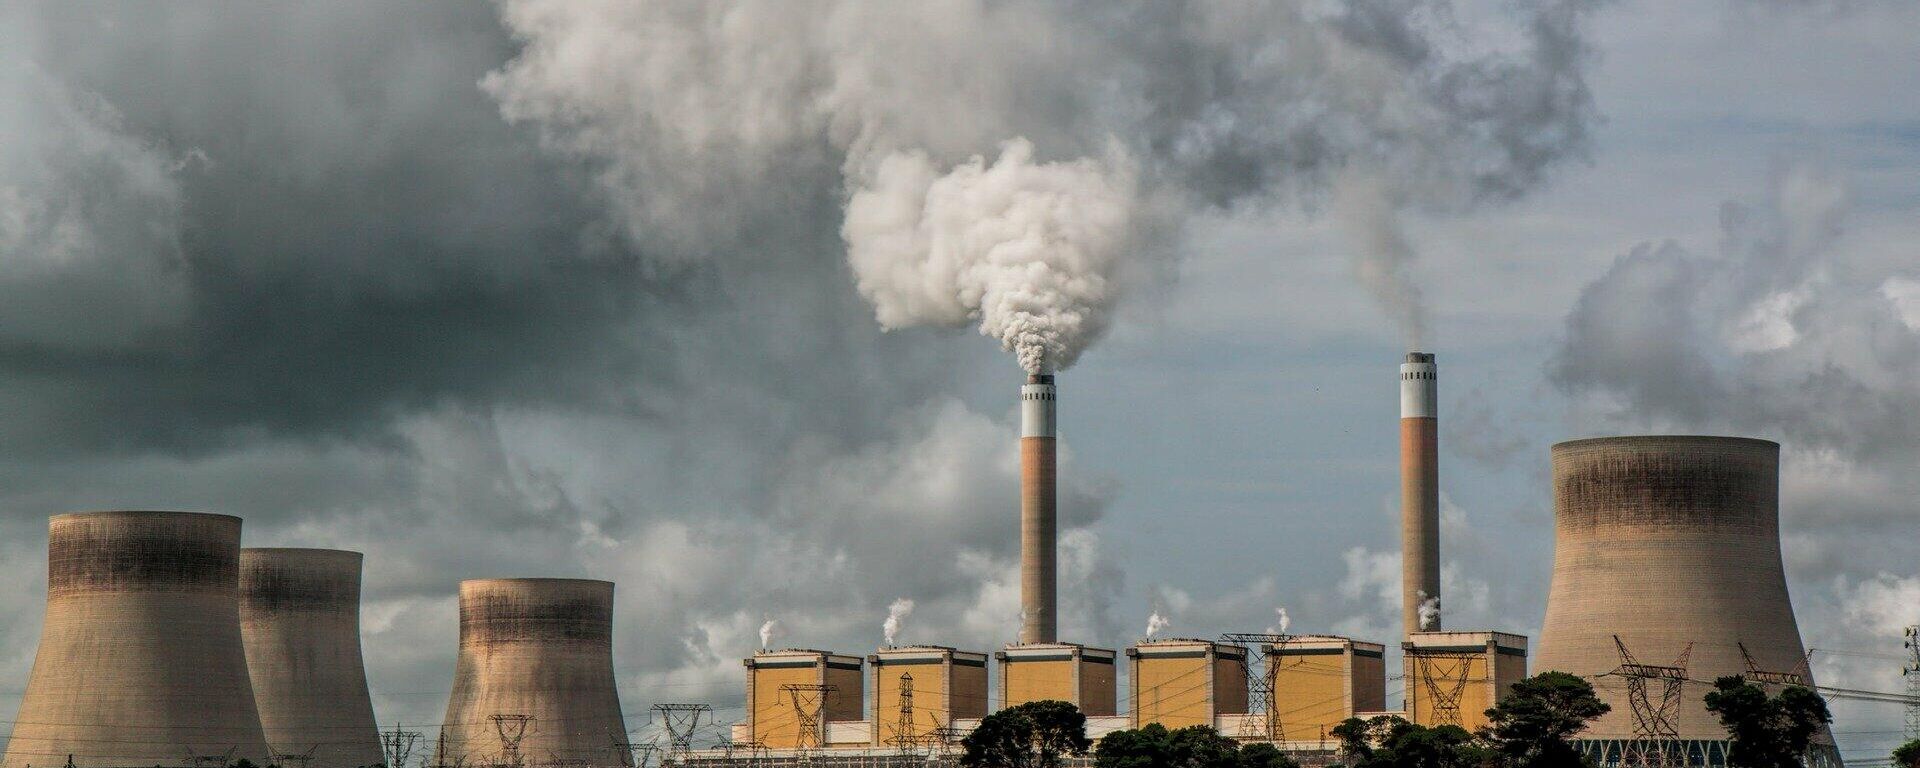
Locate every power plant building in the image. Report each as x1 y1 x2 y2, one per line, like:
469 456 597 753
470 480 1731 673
437 579 628 768
1127 640 1247 729
2 511 273 768
1538 436 1839 767
867 647 989 747
1402 631 1527 732
997 643 1116 716
745 649 865 749
1267 636 1386 744
239 548 384 768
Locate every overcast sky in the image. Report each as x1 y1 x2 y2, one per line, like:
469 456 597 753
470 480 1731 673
0 0 1916 763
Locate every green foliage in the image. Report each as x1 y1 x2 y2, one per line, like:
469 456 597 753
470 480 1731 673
961 700 1092 768
1480 670 1610 768
1327 716 1485 768
1092 723 1300 768
1702 676 1832 768
1891 738 1920 768
1236 742 1302 768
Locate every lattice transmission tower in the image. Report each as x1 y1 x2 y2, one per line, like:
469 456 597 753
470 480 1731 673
1606 635 1692 768
1905 625 1920 741
652 704 711 766
1222 632 1289 743
383 726 424 768
1413 653 1474 727
489 714 533 768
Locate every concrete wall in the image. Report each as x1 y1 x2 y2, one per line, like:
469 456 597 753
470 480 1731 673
3 511 272 768
437 579 627 768
746 651 863 749
240 549 383 768
1538 436 1824 742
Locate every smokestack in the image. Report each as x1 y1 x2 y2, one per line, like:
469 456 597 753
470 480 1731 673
437 579 628 768
240 549 384 768
1400 352 1439 635
2 512 272 768
1019 372 1058 644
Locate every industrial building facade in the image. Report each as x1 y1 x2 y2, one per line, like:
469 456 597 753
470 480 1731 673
1127 640 1247 729
1268 636 1387 744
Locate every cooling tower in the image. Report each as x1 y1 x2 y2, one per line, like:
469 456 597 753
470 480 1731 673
1400 352 1440 635
1020 373 1058 645
1 511 272 768
437 579 628 768
1538 436 1834 757
240 549 384 768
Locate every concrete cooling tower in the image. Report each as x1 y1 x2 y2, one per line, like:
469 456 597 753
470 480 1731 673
1537 436 1838 767
2 511 272 768
240 549 384 768
437 579 628 768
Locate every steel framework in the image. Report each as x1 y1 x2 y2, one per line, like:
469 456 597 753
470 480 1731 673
1221 632 1290 742
654 704 713 766
1411 653 1474 727
1604 635 1692 768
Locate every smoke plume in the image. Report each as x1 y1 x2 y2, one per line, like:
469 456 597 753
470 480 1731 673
1144 610 1170 641
882 598 915 647
484 0 1603 366
1417 592 1441 631
1267 606 1292 636
758 619 780 651
1334 171 1427 349
844 140 1139 373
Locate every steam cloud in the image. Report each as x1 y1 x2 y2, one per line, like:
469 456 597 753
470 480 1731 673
1334 172 1427 349
1144 611 1170 641
484 0 1603 366
844 141 1139 373
758 619 781 651
1267 606 1292 636
882 598 915 647
1417 591 1441 631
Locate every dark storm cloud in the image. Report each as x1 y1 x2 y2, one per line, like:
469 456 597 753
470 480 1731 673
0 3 654 456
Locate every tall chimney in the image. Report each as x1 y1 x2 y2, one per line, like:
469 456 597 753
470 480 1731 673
1400 352 1440 635
1019 372 1058 644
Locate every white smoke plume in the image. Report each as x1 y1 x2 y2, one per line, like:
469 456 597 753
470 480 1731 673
1144 610 1170 641
1334 171 1427 349
844 140 1140 373
882 598 915 647
758 618 780 651
1416 592 1441 631
1266 606 1292 636
484 0 1603 368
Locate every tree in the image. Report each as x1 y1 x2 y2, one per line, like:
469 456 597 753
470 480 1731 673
1891 738 1920 768
1480 671 1610 768
1094 724 1300 768
1327 716 1483 768
961 700 1092 768
1702 676 1832 768
1236 742 1301 768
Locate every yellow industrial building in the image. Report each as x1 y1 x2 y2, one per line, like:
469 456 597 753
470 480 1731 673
1127 639 1247 729
744 649 865 749
1402 631 1527 732
996 643 1117 716
1267 635 1386 743
867 646 989 746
